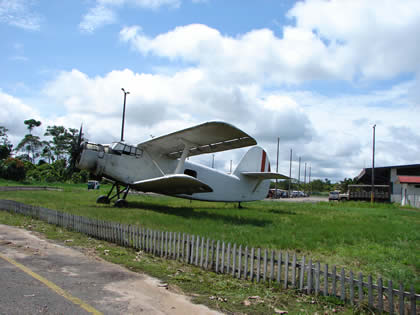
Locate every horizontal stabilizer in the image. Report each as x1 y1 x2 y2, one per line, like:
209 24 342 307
132 174 213 195
241 172 289 180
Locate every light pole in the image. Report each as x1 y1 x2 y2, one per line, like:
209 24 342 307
371 124 376 204
275 137 279 196
121 88 130 142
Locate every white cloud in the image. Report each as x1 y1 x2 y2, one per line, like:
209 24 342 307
79 4 117 33
0 90 41 144
0 0 41 30
288 0 420 79
80 0 181 33
120 0 420 84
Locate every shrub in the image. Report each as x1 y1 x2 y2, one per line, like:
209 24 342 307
0 158 26 181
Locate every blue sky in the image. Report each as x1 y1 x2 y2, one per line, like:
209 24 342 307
1 0 420 182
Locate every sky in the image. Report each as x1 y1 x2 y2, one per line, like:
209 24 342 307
1 0 420 182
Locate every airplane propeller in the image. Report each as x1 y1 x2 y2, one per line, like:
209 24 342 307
73 123 84 167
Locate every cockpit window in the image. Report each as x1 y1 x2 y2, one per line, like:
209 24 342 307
110 142 143 158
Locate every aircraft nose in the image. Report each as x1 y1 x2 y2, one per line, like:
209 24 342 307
76 142 97 172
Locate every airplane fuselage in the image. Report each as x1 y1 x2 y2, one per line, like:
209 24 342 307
77 142 270 202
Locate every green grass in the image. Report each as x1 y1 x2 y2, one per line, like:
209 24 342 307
1 182 419 294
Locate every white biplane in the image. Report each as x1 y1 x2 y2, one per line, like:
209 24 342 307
76 121 288 207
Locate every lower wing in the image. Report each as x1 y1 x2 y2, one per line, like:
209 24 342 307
241 172 289 180
131 174 213 195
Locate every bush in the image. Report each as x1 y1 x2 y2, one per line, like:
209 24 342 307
0 158 26 181
71 170 89 183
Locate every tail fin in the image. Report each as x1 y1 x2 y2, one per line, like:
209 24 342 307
234 146 271 175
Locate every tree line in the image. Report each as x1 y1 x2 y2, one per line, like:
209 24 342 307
271 177 357 194
0 119 89 183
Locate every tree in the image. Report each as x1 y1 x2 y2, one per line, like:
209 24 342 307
337 177 356 192
67 127 84 175
0 126 12 160
40 141 54 163
44 125 84 179
16 119 42 163
24 119 41 134
44 125 81 161
15 134 43 163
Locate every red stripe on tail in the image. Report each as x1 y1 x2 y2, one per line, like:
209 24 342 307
261 150 266 172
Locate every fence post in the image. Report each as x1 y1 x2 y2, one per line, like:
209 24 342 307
388 280 394 315
398 283 404 315
368 275 373 309
284 252 289 289
340 268 346 302
277 251 282 285
291 253 297 288
299 255 304 291
244 247 248 280
256 248 261 283
226 243 231 274
250 248 255 281
410 285 416 315
307 259 312 294
323 264 329 296
263 249 268 283
377 277 383 313
358 272 363 306
232 243 237 277
215 240 220 273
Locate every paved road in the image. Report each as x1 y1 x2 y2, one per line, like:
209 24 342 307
0 224 221 315
265 196 328 203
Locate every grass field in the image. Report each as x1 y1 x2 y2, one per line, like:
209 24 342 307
1 181 419 294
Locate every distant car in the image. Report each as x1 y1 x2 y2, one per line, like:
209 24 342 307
87 180 100 190
328 191 340 201
291 191 300 198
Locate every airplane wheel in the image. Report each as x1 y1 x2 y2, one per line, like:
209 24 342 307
96 195 110 204
114 199 128 208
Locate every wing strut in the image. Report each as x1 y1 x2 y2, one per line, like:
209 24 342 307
174 140 193 174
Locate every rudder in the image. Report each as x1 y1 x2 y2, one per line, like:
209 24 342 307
233 146 271 176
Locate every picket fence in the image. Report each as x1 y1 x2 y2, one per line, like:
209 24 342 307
0 199 418 314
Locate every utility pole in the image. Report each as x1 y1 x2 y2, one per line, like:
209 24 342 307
275 137 279 196
298 156 301 190
121 88 130 142
309 164 312 195
304 162 307 185
371 124 376 204
288 149 292 197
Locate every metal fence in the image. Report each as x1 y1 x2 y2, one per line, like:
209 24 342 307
0 199 418 314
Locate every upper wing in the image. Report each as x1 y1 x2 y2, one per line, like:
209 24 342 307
241 172 290 180
137 121 257 159
131 174 213 195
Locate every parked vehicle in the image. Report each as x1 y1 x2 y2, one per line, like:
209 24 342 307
87 180 100 190
267 189 288 198
329 185 390 202
328 190 340 201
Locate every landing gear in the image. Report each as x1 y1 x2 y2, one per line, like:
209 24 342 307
238 202 243 209
96 182 130 207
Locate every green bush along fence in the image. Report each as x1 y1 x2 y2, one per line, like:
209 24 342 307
0 199 418 314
